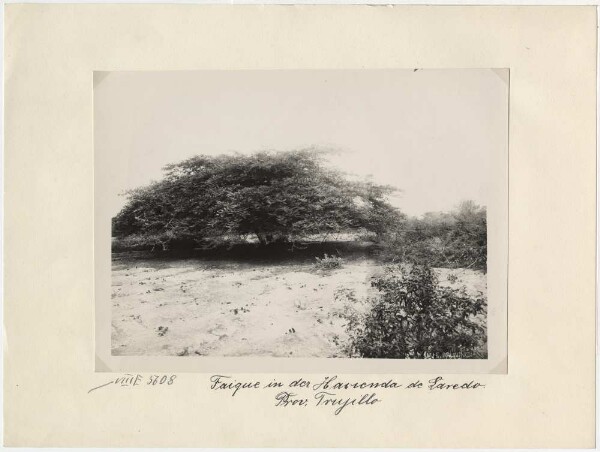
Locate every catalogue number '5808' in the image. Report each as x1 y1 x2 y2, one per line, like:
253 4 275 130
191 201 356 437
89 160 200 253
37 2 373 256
114 373 177 387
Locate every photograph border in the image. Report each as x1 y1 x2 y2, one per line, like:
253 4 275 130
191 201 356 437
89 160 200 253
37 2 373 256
94 68 509 374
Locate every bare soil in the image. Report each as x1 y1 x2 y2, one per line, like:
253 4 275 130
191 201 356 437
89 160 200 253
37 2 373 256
111 254 486 358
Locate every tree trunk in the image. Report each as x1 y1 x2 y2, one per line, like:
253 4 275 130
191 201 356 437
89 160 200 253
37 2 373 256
255 231 267 246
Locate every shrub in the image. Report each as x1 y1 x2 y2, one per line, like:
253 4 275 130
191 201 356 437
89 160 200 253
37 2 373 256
347 264 486 359
314 254 344 270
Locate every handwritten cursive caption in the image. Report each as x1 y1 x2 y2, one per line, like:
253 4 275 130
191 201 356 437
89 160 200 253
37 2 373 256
209 374 486 415
88 373 485 415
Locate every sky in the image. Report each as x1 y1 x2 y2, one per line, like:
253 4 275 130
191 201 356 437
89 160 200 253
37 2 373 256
94 69 508 217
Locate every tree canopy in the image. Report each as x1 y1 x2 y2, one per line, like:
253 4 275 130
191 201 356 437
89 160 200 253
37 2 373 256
112 149 403 250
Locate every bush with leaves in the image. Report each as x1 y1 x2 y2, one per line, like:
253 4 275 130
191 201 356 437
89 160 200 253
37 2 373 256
347 264 486 359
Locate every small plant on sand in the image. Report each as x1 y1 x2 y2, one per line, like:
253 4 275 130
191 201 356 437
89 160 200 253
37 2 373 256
334 287 357 303
447 272 459 284
347 264 486 359
314 254 344 270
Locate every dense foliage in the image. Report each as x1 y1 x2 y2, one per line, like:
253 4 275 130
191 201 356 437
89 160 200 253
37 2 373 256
373 201 487 271
113 149 402 250
347 264 487 359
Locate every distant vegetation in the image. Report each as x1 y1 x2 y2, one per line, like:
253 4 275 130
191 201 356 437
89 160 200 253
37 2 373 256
373 200 487 271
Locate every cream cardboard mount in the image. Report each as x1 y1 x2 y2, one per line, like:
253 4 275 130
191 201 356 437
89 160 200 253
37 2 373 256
3 5 596 448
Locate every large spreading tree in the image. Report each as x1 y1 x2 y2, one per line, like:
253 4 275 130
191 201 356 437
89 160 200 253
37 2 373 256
112 149 403 250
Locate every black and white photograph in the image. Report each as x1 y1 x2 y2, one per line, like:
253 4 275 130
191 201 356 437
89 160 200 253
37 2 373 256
95 69 508 361
6 3 597 447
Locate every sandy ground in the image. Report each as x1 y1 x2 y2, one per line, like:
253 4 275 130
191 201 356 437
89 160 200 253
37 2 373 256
111 256 486 357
